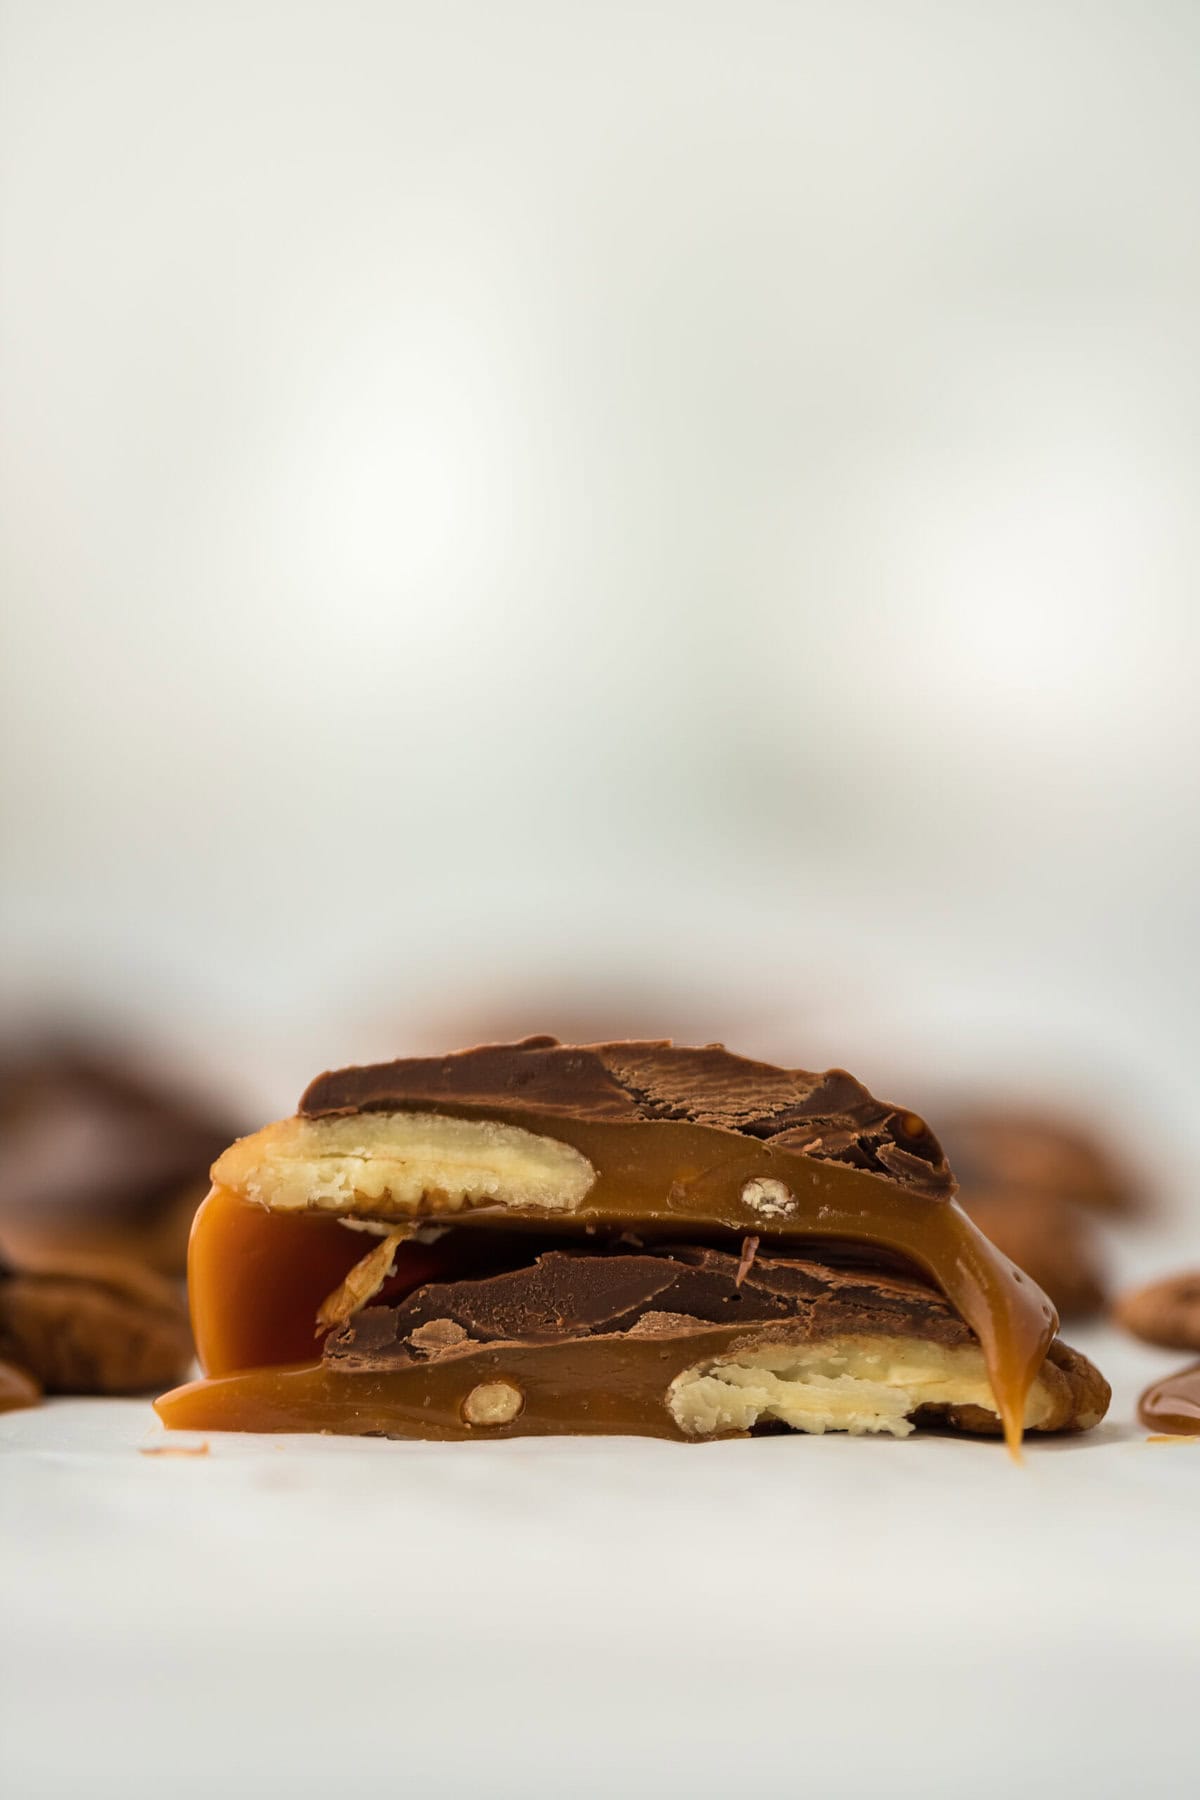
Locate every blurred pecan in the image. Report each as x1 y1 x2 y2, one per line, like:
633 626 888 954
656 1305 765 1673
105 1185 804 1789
0 1252 193 1394
962 1190 1108 1320
0 1356 41 1412
1115 1270 1200 1352
938 1106 1142 1215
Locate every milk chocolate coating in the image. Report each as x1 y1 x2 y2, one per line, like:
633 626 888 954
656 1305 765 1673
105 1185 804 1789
301 1037 952 1199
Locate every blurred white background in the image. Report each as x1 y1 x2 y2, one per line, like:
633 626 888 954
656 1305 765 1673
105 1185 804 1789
2 0 1198 1126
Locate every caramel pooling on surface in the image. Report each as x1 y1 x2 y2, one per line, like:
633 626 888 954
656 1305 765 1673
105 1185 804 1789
1138 1362 1200 1437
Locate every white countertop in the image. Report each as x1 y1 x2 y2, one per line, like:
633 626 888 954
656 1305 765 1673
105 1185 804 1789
2 1326 1196 1800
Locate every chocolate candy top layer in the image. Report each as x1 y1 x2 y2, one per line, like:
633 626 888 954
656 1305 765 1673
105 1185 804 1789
300 1036 953 1201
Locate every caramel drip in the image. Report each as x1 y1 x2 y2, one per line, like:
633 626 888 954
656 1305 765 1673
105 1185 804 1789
1138 1362 1200 1436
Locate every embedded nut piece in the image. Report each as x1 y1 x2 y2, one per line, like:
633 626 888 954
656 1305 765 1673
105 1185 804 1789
667 1337 1107 1439
408 1318 469 1354
315 1229 410 1333
461 1379 524 1426
741 1177 796 1218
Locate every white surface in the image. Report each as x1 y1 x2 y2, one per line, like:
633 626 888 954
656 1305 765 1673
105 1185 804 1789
2 1328 1197 1800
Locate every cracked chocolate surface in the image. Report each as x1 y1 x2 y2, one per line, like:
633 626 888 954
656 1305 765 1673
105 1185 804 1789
300 1037 952 1199
323 1246 976 1371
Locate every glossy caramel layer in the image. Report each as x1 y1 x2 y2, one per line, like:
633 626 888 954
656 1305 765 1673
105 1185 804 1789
1138 1362 1200 1436
186 1187 367 1375
155 1330 1007 1442
159 1332 744 1440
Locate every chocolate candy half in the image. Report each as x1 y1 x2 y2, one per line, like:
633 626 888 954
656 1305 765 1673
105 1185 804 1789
157 1039 1109 1448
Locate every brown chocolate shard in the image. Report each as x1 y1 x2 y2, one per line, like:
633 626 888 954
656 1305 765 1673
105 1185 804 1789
321 1302 413 1367
1115 1270 1200 1352
0 1252 194 1394
300 1038 952 1199
395 1250 681 1342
